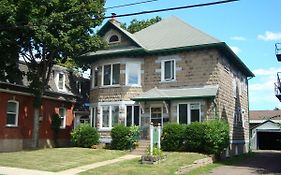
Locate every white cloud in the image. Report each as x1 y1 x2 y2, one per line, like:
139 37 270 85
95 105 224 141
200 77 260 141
258 31 281 41
230 46 241 54
230 36 246 41
249 67 281 110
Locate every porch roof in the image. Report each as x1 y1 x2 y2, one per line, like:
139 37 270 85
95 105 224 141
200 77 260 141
131 85 218 101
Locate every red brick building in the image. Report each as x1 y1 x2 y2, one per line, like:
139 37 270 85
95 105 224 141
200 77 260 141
0 62 89 152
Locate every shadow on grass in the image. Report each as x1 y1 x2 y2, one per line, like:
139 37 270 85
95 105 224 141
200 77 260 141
189 150 281 175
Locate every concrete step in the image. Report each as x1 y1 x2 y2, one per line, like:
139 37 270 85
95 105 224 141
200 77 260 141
131 140 150 155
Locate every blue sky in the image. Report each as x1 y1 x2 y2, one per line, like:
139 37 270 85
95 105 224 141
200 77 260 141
104 0 281 110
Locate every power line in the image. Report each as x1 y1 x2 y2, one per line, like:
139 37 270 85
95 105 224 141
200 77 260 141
0 0 239 30
106 0 159 10
104 0 239 19
60 0 161 18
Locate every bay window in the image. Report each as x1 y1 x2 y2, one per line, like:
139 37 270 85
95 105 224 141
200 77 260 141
103 64 120 86
126 63 141 86
101 105 120 129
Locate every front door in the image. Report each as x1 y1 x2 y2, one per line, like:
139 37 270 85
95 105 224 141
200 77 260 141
150 107 163 126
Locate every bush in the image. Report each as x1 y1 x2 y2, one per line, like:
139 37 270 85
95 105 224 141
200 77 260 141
111 125 140 150
161 123 185 151
71 124 99 148
204 120 229 155
184 122 206 152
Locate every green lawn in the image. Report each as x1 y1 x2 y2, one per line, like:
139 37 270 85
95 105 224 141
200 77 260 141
0 148 126 172
80 152 208 175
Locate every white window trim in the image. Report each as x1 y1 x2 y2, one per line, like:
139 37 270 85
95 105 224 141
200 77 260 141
161 59 176 82
107 33 121 44
101 63 120 86
100 105 119 129
59 107 66 129
125 63 141 86
56 72 66 91
125 105 141 126
6 100 19 127
91 67 99 89
177 103 201 124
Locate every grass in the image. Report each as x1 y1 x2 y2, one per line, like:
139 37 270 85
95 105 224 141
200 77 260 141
187 152 255 175
0 148 126 172
79 152 208 175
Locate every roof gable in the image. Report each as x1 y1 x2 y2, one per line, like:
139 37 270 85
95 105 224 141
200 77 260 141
253 120 281 130
98 20 143 48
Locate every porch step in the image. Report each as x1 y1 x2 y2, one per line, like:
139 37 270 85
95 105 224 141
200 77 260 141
131 140 150 155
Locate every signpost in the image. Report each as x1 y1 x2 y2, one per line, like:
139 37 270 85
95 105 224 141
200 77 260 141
150 123 161 156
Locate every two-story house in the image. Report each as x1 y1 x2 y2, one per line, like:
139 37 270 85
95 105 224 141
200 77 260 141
81 16 254 155
0 61 90 152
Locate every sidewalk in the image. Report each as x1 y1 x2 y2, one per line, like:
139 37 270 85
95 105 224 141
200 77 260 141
0 154 140 175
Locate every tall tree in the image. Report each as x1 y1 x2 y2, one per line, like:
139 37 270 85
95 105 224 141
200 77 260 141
121 16 162 33
0 0 105 147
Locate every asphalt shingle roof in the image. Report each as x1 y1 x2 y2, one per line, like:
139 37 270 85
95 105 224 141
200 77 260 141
134 16 220 51
249 110 281 120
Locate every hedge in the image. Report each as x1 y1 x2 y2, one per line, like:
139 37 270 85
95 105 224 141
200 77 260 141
161 123 185 151
161 120 229 156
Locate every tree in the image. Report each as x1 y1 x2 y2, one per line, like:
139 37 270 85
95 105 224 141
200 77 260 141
121 16 162 33
0 0 105 148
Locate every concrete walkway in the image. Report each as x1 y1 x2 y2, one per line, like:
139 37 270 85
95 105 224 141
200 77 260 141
206 150 281 175
0 154 140 175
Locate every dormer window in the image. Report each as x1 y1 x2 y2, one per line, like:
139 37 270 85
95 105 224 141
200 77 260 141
56 72 65 91
108 34 120 44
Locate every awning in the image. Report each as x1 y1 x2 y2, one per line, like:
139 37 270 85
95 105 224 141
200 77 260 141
131 85 218 101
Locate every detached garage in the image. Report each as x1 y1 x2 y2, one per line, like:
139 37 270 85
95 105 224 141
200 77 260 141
250 120 281 150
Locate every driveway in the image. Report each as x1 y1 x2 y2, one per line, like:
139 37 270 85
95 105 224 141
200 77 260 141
207 150 281 175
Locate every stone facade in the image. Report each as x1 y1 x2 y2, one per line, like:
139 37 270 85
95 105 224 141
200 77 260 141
86 18 252 156
89 48 250 154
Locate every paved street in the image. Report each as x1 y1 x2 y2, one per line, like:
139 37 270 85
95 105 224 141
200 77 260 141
207 150 281 175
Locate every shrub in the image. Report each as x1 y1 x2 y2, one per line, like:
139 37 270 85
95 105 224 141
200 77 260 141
111 125 140 150
204 120 229 156
183 122 206 152
71 123 99 148
161 123 185 151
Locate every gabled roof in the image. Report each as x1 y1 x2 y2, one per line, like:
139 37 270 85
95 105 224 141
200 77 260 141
132 85 218 101
81 16 254 77
134 16 220 51
251 119 281 130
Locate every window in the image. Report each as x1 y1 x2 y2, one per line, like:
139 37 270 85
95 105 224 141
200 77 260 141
101 106 119 129
102 64 120 86
91 67 99 88
57 73 65 90
161 60 175 81
91 107 98 128
126 106 140 126
178 103 200 124
76 81 81 94
59 108 66 128
6 100 19 127
111 106 119 127
151 107 162 126
126 63 141 86
109 35 120 43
